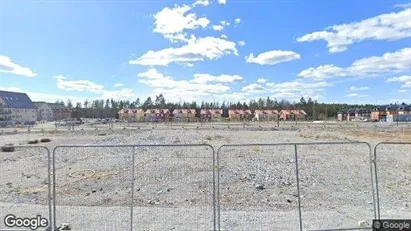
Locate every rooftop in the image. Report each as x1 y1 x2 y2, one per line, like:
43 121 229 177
0 90 36 109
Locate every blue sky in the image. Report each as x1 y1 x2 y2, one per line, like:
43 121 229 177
0 0 410 105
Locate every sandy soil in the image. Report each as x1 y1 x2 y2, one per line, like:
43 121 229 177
0 123 410 230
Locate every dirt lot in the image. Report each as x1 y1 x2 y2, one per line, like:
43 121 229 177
0 122 410 230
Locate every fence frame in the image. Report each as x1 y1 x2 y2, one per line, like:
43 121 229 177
0 145 53 231
51 144 216 231
216 141 376 231
373 141 411 220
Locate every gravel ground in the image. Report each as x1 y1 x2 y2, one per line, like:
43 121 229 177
1 124 410 231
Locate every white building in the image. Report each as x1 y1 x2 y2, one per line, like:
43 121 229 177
34 102 53 121
0 90 37 124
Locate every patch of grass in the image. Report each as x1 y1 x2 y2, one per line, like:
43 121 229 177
205 135 212 141
253 146 261 153
28 140 39 144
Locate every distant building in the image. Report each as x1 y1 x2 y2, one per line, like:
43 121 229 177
144 109 170 122
200 109 223 121
34 102 71 121
371 105 387 122
0 90 37 123
228 109 253 121
345 108 371 121
173 109 196 122
337 110 347 121
118 108 144 121
279 110 307 121
254 110 279 121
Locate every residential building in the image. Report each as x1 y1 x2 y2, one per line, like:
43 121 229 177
34 102 53 121
172 109 196 122
49 103 72 120
210 109 223 120
346 108 371 121
279 109 307 121
228 109 253 121
254 110 279 121
34 102 71 121
118 108 144 121
337 110 347 121
0 90 37 123
144 109 170 122
371 106 387 122
200 109 223 121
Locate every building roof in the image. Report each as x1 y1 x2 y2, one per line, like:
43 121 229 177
47 103 66 109
173 109 195 114
0 90 36 109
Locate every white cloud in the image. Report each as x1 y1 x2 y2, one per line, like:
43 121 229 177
348 86 370 91
193 0 210 7
218 0 227 4
191 73 243 84
246 50 301 65
395 3 411 8
257 78 267 83
298 65 347 79
234 18 241 25
52 75 134 100
266 80 331 100
297 8 411 53
346 93 369 97
130 36 238 66
386 75 411 88
152 4 210 42
101 88 134 100
238 41 246 46
242 83 266 93
298 48 411 79
212 25 224 31
137 68 234 102
212 20 231 31
54 75 105 93
0 56 37 77
221 20 230 26
399 89 408 93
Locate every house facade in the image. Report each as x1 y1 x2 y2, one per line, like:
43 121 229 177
228 109 253 121
346 108 371 121
279 110 307 121
255 110 279 121
371 106 387 122
144 109 170 122
118 108 145 121
0 90 37 124
34 102 53 121
173 109 196 122
48 103 72 120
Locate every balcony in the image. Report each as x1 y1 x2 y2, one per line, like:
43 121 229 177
0 109 12 114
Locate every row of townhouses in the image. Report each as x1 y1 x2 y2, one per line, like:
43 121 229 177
337 104 411 122
118 108 308 122
0 90 71 125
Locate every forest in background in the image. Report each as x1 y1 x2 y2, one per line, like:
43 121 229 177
52 94 392 120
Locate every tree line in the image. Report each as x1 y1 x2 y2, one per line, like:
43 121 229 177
55 94 381 120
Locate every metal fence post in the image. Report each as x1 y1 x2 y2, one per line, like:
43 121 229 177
294 145 303 231
130 146 135 231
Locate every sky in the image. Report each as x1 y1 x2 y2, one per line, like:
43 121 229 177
0 0 410 105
